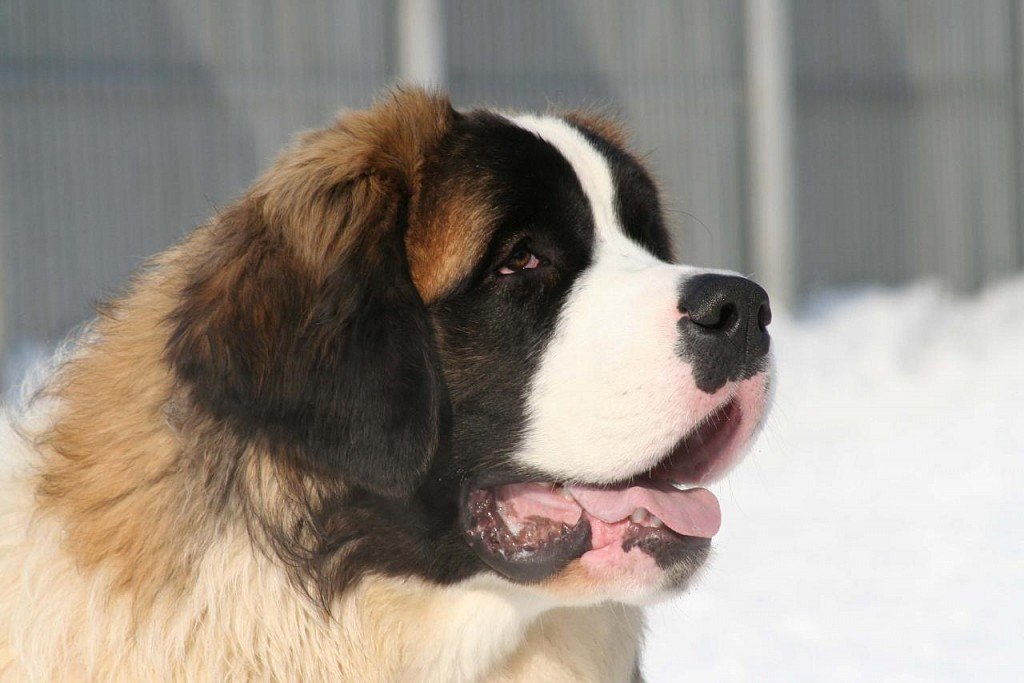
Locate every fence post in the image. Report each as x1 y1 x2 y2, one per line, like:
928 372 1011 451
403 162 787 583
1012 0 1024 270
745 0 797 313
396 0 446 88
0 135 5 391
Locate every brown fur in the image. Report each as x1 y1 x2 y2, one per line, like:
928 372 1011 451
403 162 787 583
407 166 497 304
563 109 632 149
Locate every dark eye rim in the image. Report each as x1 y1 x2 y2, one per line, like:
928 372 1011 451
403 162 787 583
496 239 548 276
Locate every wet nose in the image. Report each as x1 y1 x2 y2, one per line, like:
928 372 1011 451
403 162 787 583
677 274 771 393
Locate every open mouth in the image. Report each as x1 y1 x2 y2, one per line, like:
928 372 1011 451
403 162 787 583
460 398 746 583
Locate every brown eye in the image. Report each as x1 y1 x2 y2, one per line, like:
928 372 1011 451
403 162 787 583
498 245 542 275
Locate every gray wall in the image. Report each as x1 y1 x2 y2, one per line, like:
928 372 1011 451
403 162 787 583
793 0 1024 295
2 0 1023 387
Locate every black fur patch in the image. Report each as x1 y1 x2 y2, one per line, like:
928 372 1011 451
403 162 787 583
166 195 446 500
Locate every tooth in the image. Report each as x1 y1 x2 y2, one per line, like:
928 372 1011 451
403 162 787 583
556 485 575 502
649 515 664 528
630 508 648 524
496 502 524 534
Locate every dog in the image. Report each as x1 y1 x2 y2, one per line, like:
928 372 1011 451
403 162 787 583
0 89 772 681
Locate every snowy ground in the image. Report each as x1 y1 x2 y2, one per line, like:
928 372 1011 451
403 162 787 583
644 277 1024 682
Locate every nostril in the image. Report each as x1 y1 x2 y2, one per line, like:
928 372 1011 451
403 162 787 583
711 302 738 331
684 300 740 332
757 301 772 332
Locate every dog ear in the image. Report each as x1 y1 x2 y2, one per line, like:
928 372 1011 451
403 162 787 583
166 90 454 498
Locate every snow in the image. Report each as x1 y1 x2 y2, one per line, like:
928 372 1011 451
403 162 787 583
644 277 1024 682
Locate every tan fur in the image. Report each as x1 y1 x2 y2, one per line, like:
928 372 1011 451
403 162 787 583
35 244 202 610
407 172 496 304
0 90 647 681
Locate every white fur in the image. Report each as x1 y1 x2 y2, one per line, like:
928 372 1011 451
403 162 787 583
509 115 739 484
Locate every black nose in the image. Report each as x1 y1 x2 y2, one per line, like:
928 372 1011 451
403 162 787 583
677 274 772 393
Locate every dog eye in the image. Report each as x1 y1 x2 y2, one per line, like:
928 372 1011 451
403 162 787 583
498 245 542 275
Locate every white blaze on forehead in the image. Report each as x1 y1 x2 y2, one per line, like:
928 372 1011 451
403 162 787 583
508 114 655 262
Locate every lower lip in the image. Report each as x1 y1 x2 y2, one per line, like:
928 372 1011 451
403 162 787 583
460 483 717 583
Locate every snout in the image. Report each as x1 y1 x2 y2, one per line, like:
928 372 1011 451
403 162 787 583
678 274 772 393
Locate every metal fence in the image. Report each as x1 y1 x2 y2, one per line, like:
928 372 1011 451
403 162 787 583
2 0 1023 389
793 1 1024 295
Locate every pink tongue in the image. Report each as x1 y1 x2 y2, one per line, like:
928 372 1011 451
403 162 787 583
567 483 722 538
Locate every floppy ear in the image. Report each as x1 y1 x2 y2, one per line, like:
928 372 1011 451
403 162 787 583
166 90 454 498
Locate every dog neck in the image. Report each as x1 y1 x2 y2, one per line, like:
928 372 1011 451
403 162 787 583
1 254 644 681
3 461 642 680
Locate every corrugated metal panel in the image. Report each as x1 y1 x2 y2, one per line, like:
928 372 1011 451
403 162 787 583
793 0 1024 294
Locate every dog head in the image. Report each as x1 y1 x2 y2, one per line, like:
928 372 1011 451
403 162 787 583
165 89 772 608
